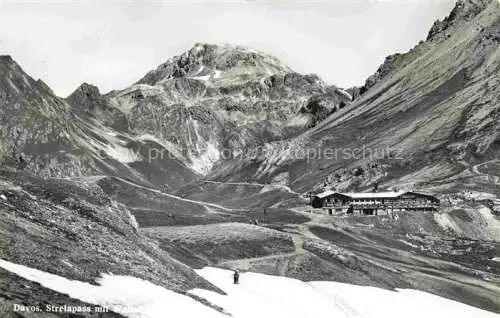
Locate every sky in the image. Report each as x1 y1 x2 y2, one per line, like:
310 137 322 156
0 0 455 96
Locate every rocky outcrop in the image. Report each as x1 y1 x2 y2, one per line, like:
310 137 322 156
66 83 128 131
346 86 362 101
360 49 423 93
0 55 85 176
0 1 499 314
359 0 494 95
427 0 492 41
300 87 350 127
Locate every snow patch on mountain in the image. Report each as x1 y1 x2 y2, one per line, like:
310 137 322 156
6 77 20 93
190 142 221 175
138 134 184 160
0 260 497 318
192 268 498 318
196 65 206 74
286 114 310 127
0 259 223 318
105 144 142 163
336 88 352 101
191 74 211 82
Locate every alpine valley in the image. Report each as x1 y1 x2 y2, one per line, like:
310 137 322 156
0 0 499 317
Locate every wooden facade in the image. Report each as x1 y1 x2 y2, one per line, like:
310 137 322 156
311 191 439 215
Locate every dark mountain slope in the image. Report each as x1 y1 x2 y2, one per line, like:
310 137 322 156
0 56 83 176
0 170 215 291
66 83 128 131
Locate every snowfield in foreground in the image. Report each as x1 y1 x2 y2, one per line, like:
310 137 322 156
0 259 498 318
192 268 499 318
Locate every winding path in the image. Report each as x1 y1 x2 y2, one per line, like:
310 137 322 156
471 160 500 185
115 177 244 213
458 159 500 185
216 210 331 271
202 180 300 195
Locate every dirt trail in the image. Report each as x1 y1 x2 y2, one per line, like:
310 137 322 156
66 175 242 213
203 180 300 195
216 209 330 272
116 177 243 213
458 159 500 185
471 160 500 185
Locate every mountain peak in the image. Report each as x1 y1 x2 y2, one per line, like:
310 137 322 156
0 55 14 64
137 43 292 86
0 55 22 73
74 82 101 96
0 55 40 96
66 82 128 130
66 82 105 110
427 0 492 40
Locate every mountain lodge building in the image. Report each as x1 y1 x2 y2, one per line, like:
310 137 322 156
311 190 439 215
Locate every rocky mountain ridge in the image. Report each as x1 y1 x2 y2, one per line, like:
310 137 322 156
359 0 495 94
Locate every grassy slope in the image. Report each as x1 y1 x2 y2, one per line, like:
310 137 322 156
143 223 295 266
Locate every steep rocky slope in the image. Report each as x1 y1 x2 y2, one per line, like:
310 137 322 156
211 0 499 199
0 169 222 316
0 57 198 188
0 56 86 176
360 0 494 94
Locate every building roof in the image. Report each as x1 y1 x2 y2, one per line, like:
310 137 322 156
340 191 406 199
315 190 337 199
314 191 439 202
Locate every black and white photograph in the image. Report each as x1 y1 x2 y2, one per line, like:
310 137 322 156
0 0 499 317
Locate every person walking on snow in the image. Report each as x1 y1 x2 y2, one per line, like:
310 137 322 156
233 269 240 284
